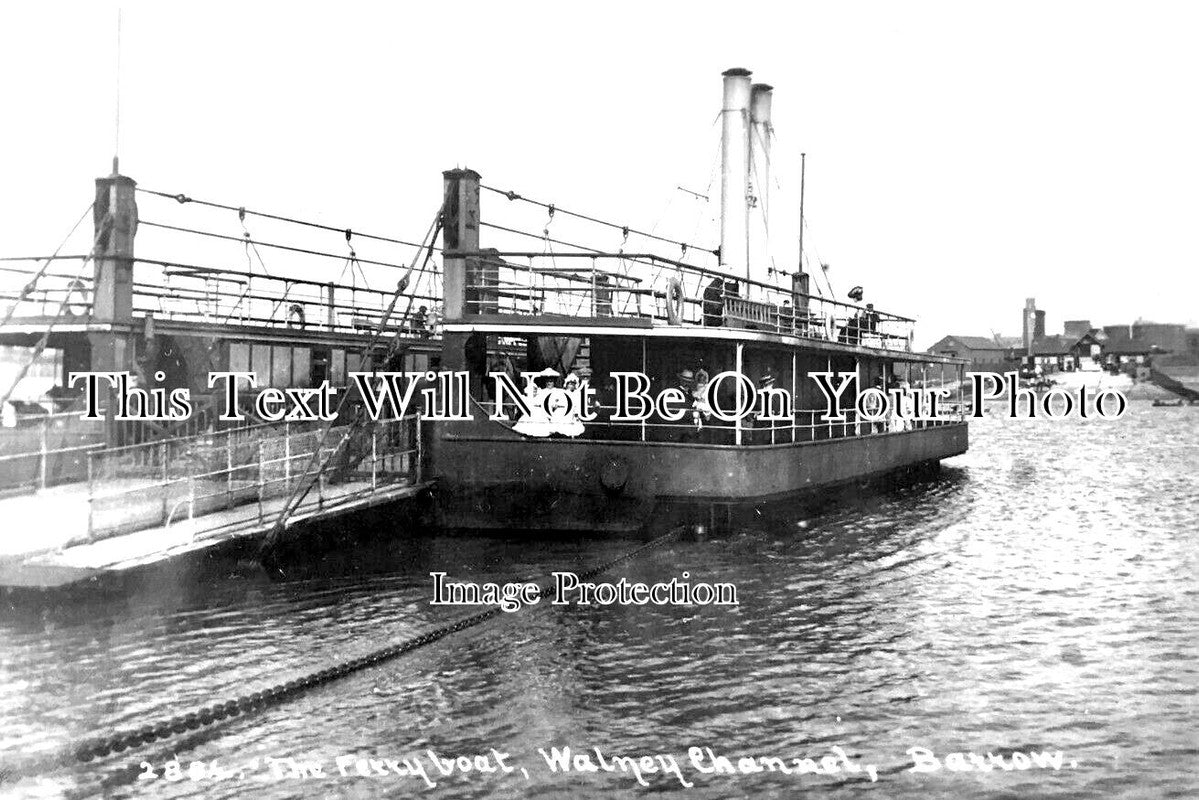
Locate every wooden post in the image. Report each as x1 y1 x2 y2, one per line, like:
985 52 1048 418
371 426 378 491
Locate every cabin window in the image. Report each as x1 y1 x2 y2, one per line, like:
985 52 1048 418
270 346 291 387
228 342 251 373
310 348 330 387
330 348 346 385
251 344 272 386
291 348 311 388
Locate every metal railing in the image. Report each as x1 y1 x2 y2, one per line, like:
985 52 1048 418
456 251 916 351
0 415 421 545
475 399 965 446
0 256 444 338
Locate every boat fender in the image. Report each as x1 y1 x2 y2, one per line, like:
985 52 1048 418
666 278 684 325
825 313 836 340
286 303 306 328
600 457 630 494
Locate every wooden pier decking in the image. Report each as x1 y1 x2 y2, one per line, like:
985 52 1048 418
0 415 426 589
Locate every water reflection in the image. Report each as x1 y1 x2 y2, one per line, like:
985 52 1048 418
0 402 1196 798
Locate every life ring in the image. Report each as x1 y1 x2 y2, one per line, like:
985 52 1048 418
666 278 684 325
63 278 90 317
286 303 306 329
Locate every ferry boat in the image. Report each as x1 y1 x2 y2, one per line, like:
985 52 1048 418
427 68 969 534
0 160 440 567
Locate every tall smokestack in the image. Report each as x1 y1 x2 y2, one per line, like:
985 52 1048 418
1023 297 1037 353
720 68 752 282
749 82 773 276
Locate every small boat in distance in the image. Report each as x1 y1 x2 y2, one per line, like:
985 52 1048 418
427 68 969 533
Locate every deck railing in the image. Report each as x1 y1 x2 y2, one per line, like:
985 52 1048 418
456 251 915 351
0 256 444 338
474 399 965 446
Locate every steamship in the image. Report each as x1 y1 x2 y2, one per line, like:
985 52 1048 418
428 68 969 533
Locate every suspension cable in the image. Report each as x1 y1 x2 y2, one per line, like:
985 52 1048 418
481 184 719 257
138 220 435 274
136 188 435 252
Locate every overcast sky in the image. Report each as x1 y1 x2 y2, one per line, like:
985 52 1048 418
2 1 1196 347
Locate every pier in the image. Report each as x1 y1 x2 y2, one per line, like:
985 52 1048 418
0 414 426 589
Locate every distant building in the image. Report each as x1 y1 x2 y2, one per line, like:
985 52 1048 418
1102 337 1160 367
1025 332 1103 372
926 335 1016 372
1022 298 1046 353
1102 321 1195 366
1063 319 1093 338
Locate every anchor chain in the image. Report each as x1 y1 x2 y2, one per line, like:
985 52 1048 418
13 526 682 775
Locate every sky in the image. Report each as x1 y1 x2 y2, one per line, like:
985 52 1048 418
1 1 1197 348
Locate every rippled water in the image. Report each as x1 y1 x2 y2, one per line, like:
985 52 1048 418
1 401 1197 798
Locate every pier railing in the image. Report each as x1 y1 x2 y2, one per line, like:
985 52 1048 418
79 414 420 543
0 414 420 545
457 251 915 351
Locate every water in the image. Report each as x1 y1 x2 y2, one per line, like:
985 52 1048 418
1 402 1197 798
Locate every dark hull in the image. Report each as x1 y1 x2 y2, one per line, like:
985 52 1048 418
429 422 968 533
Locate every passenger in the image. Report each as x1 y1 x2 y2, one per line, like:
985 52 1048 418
513 367 558 438
552 372 586 437
691 368 713 431
412 305 429 336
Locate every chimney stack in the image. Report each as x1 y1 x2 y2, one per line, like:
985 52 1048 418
1022 298 1037 353
720 68 753 282
749 82 773 276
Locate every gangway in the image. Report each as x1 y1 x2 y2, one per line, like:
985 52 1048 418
0 414 427 589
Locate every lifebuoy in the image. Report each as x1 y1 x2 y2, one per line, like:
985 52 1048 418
286 303 306 328
666 278 684 325
63 278 89 317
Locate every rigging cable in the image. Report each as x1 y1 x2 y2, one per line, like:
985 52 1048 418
0 202 94 331
135 188 436 253
137 220 430 274
480 183 719 258
0 214 113 410
256 192 448 566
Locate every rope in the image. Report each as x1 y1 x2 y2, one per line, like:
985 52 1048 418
135 188 436 252
481 184 719 257
11 525 683 775
0 203 94 330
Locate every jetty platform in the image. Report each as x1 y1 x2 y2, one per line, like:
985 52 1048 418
0 415 426 589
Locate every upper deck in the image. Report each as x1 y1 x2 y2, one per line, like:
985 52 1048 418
442 249 961 365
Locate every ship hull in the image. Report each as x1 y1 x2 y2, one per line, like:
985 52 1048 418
429 422 968 533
